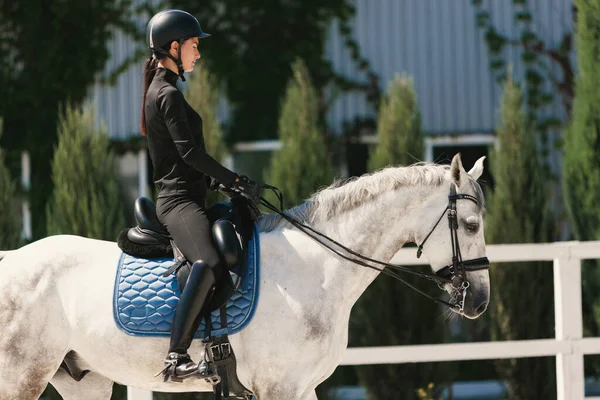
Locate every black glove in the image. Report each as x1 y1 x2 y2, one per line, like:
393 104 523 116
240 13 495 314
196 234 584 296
206 176 221 191
231 175 262 204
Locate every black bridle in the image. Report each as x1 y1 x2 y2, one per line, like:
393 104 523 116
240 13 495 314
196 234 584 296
242 182 489 313
414 184 490 312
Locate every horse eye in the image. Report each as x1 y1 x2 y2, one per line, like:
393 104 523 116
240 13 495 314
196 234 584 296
465 222 479 233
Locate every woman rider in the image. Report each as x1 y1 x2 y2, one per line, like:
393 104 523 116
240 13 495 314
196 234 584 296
141 9 261 382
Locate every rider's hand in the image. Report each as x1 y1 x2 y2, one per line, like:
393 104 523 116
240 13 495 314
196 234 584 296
231 175 261 204
206 176 221 191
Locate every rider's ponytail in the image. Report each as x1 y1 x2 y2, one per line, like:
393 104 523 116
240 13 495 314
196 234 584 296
140 56 159 136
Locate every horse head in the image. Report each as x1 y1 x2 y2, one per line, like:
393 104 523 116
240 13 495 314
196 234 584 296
412 154 489 319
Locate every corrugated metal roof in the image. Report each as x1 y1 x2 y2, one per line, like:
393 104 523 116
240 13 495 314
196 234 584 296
87 0 574 139
86 0 151 139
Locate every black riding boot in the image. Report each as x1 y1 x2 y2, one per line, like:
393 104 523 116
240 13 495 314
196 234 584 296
158 260 217 382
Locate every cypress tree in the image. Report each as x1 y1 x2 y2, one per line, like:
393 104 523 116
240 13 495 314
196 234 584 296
0 118 21 249
264 58 334 208
563 0 600 348
367 73 424 171
46 104 125 241
0 1 137 240
350 74 451 399
184 65 229 206
486 73 556 399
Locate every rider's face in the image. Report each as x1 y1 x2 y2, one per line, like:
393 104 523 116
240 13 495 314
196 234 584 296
171 38 201 72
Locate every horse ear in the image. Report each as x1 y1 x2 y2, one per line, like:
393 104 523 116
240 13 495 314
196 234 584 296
468 156 486 181
450 153 464 186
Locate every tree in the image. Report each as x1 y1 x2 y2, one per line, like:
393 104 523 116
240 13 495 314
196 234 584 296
168 0 378 144
562 0 600 371
367 73 423 171
0 118 21 250
0 0 142 240
349 74 452 400
184 64 229 206
264 58 335 208
46 104 126 241
486 72 556 400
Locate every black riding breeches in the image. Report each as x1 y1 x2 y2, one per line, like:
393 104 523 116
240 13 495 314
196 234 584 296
156 195 221 268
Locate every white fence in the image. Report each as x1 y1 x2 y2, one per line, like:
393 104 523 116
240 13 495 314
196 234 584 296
128 240 600 400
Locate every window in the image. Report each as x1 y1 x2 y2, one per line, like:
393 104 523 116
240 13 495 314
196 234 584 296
344 133 496 189
426 134 496 190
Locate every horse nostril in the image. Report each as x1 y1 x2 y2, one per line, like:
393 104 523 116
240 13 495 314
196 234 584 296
476 301 488 315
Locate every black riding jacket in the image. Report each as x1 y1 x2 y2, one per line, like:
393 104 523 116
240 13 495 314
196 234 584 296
144 67 237 200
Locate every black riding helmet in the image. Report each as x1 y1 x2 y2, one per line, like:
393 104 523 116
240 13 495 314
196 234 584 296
146 9 210 81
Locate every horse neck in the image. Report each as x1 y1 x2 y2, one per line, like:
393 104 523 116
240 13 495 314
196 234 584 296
313 183 443 306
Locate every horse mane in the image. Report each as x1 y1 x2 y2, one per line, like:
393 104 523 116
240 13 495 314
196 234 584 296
257 162 484 232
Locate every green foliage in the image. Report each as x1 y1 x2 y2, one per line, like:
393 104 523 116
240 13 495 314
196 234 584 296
350 74 452 400
264 58 335 208
564 0 600 242
471 0 574 166
486 73 556 400
0 0 141 240
416 383 444 400
0 118 21 250
563 0 600 369
184 64 229 206
168 0 377 143
368 73 423 170
46 104 126 241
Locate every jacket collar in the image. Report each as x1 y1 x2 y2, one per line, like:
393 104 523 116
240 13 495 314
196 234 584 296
156 67 179 87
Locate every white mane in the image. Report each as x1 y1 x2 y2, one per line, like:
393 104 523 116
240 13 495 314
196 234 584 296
258 162 475 232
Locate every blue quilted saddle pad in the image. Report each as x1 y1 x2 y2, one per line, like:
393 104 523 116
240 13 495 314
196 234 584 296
113 223 260 338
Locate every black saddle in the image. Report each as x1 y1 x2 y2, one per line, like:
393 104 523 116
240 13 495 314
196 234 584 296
117 196 256 312
127 197 171 244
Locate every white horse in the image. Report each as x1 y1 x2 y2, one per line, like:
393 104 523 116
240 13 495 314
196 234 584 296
0 154 489 400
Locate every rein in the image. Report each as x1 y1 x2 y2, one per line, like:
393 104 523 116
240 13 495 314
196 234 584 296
253 182 489 313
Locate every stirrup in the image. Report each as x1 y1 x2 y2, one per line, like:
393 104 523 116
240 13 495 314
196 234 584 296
154 352 198 383
198 359 221 385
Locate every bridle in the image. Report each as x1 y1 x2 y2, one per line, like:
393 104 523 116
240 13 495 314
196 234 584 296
414 184 490 312
417 184 490 286
242 182 489 313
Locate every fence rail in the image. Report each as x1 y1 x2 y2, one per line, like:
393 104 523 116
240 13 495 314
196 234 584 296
128 240 600 400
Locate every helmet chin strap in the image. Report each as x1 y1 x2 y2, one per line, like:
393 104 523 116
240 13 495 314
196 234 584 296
154 39 186 82
166 40 186 81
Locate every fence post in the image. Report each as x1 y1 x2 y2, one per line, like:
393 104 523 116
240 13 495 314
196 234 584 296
127 387 153 400
138 148 148 199
21 151 32 240
554 250 584 400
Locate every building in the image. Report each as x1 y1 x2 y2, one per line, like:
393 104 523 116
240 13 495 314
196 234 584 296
87 0 574 203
